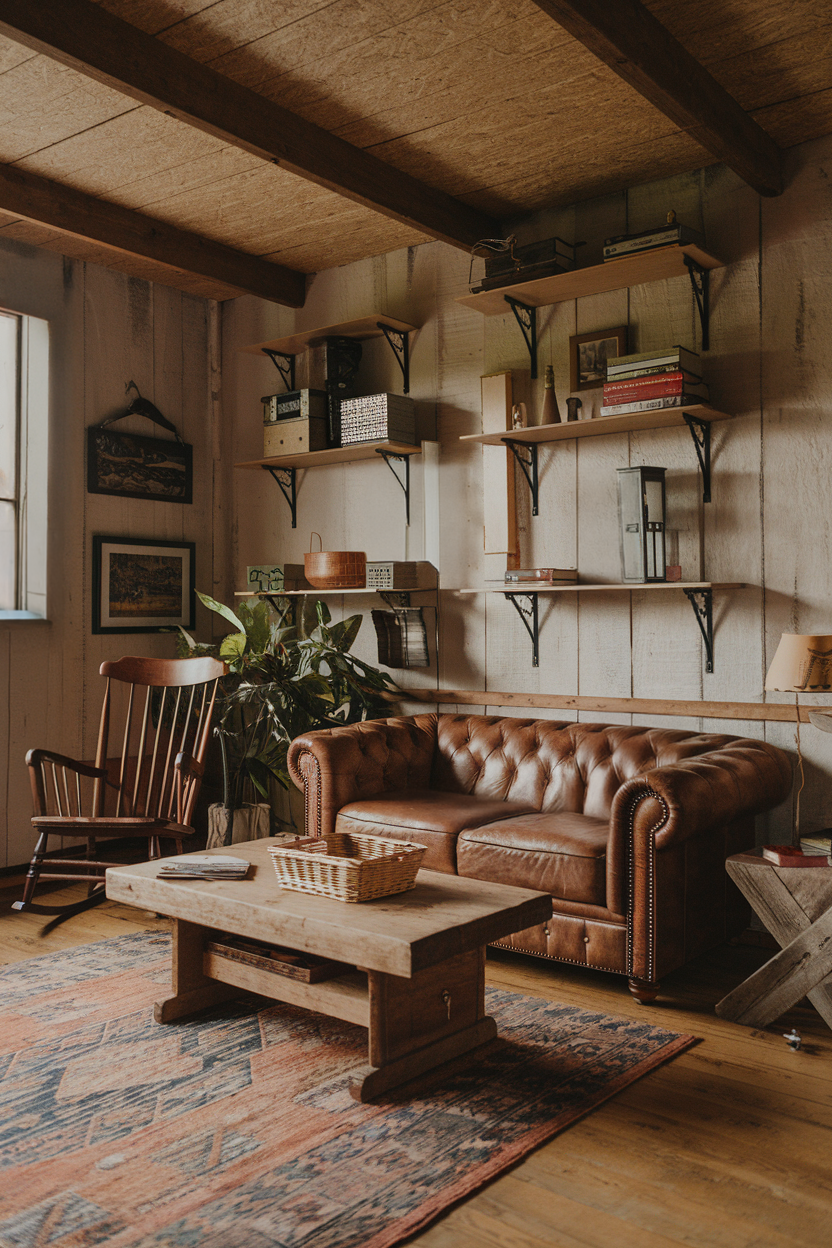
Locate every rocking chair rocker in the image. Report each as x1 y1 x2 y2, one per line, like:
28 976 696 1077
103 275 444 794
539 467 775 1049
14 654 227 918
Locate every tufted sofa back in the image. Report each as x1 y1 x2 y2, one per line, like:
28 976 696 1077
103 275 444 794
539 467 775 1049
432 714 753 820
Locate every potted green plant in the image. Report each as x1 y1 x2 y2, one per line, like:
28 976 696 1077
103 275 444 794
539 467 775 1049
178 592 399 845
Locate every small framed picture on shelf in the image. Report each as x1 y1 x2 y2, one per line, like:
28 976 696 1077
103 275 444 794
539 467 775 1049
569 326 627 392
92 536 195 634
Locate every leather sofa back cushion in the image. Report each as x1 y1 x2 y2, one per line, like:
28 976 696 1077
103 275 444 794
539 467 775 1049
433 715 751 821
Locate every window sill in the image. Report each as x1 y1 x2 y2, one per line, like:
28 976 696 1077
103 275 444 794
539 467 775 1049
0 611 50 623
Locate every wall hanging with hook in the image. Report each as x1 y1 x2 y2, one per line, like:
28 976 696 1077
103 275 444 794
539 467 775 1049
87 381 193 504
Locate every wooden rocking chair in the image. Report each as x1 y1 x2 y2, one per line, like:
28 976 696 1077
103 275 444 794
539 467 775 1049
13 654 227 918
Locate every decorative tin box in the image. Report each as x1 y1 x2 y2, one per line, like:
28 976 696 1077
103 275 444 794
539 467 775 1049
366 561 420 590
339 393 416 447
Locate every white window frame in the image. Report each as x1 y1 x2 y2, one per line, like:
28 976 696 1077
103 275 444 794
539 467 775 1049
0 309 48 620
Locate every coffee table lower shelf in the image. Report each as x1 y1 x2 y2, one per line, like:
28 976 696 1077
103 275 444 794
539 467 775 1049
156 919 498 1102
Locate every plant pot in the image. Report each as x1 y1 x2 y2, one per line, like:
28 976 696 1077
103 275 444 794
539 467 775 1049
207 802 271 849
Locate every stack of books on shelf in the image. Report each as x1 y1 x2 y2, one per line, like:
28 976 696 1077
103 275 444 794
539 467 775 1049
603 217 704 261
503 568 578 586
601 346 709 416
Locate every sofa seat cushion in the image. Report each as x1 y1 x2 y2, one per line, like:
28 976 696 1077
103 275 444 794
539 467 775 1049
457 811 610 906
335 789 538 873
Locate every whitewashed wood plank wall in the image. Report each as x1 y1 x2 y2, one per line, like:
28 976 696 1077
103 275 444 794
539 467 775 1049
225 133 832 848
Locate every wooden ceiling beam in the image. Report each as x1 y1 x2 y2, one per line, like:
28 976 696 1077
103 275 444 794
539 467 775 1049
0 0 498 251
531 0 783 197
0 162 307 306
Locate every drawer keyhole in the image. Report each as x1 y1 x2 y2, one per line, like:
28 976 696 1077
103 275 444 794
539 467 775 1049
441 990 452 1021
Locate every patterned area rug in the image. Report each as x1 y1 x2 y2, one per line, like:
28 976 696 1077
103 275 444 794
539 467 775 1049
0 932 694 1248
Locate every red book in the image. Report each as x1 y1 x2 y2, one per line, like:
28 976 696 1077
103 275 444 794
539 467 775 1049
762 844 830 867
602 378 707 402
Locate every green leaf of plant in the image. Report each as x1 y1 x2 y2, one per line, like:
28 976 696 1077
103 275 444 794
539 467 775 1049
219 632 247 660
196 590 246 634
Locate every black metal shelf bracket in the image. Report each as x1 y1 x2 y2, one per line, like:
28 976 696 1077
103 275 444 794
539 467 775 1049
379 591 412 609
505 591 540 667
504 438 539 516
684 413 712 503
264 465 297 528
377 323 410 394
684 588 714 673
376 450 411 525
262 349 296 392
503 296 538 379
684 256 711 352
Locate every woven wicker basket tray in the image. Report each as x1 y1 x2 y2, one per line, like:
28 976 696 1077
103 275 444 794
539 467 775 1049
267 832 426 903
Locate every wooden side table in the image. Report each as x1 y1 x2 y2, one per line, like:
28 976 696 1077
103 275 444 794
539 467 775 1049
715 850 832 1029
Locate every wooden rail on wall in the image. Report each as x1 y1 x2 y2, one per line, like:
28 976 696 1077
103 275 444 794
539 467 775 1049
399 689 810 723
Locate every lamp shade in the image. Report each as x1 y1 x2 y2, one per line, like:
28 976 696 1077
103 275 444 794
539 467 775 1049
764 634 832 691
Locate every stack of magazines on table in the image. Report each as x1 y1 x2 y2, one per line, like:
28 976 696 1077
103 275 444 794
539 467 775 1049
157 855 251 880
601 345 709 417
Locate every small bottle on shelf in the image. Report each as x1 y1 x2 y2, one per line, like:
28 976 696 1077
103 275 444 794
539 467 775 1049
541 365 561 425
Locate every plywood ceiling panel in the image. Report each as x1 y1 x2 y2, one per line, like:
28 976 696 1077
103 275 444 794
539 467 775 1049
0 0 830 293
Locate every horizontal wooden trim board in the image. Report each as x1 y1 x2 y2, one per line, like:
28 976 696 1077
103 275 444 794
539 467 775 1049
400 688 812 724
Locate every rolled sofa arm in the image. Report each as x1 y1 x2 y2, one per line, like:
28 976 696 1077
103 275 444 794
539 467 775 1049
287 714 438 838
607 737 793 916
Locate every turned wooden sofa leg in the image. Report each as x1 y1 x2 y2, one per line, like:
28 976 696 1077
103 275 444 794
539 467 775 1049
628 977 660 1004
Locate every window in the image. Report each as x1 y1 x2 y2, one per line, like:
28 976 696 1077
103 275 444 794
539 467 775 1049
0 309 48 619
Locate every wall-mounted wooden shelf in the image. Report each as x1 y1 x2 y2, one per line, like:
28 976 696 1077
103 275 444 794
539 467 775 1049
457 244 723 374
236 562 438 602
461 405 727 507
241 315 417 357
461 404 731 446
456 581 743 595
241 314 418 395
457 245 723 316
235 441 421 472
235 441 421 529
456 581 746 671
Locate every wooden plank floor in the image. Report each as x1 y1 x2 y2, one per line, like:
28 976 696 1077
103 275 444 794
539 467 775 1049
1 875 829 1247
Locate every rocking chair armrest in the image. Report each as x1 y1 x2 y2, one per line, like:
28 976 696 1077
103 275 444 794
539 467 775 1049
174 751 204 778
25 748 106 780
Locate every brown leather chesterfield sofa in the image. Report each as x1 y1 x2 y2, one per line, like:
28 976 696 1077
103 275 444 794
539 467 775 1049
287 714 792 1002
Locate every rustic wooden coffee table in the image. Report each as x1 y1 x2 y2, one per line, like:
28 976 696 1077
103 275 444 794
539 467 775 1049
106 838 552 1101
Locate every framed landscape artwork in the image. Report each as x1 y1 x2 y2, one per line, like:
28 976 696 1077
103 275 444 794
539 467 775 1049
87 427 193 503
92 537 195 634
569 325 627 392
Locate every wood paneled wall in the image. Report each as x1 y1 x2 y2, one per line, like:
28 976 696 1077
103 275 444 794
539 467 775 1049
225 132 832 846
0 239 218 867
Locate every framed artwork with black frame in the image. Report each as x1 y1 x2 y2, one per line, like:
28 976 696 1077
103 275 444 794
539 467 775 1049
92 536 195 634
87 426 193 504
569 325 628 392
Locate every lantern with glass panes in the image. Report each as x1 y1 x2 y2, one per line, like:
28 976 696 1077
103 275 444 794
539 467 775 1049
616 466 667 583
